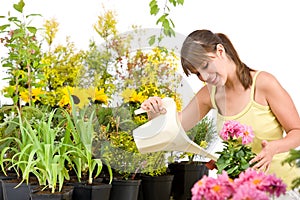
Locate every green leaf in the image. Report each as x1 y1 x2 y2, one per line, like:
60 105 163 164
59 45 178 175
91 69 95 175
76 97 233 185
27 26 37 34
226 165 239 174
26 14 42 18
148 35 156 46
0 24 10 31
149 0 159 15
177 0 184 5
13 0 25 13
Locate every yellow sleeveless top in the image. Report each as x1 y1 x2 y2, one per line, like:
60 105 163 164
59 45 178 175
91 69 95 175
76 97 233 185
210 71 299 190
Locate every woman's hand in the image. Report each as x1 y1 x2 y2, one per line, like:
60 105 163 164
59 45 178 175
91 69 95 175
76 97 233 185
141 96 166 119
250 140 275 172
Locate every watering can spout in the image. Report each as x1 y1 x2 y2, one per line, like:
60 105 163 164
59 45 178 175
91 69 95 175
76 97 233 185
132 97 218 161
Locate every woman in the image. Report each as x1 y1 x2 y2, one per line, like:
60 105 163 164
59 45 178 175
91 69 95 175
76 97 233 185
141 29 300 191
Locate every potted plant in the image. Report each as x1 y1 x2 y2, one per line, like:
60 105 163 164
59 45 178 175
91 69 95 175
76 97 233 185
98 100 174 200
168 115 217 200
138 153 174 200
63 101 113 200
0 106 74 200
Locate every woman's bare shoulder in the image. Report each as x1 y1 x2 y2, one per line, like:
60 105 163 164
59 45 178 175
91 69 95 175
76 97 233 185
255 70 284 98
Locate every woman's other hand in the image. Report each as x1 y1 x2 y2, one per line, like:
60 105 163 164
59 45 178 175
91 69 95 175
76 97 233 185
250 140 275 172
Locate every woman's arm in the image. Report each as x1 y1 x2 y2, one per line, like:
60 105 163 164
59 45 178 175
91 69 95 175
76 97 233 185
251 71 300 170
180 85 213 131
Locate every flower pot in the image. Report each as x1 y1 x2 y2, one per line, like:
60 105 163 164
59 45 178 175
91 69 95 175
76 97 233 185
168 162 209 200
109 179 141 200
29 185 74 200
138 174 174 200
1 178 31 200
70 182 112 200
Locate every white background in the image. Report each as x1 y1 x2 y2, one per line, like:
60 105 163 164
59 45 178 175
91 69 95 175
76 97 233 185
1 0 300 112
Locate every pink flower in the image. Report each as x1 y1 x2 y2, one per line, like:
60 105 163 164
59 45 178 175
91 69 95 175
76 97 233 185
219 120 254 145
191 172 235 200
259 173 287 197
191 169 286 200
240 124 254 145
232 184 269 200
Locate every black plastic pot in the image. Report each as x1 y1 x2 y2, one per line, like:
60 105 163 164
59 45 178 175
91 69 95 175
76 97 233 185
1 179 30 200
168 161 209 200
109 179 141 200
29 185 74 200
71 182 112 200
138 174 174 200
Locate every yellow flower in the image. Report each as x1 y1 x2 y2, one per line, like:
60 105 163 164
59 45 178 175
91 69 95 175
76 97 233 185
199 140 208 148
94 88 108 105
31 88 45 102
57 86 74 107
131 91 147 104
19 88 45 103
121 88 136 103
72 87 91 108
20 91 29 102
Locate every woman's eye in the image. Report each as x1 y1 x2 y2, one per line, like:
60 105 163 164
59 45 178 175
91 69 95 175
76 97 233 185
201 62 209 70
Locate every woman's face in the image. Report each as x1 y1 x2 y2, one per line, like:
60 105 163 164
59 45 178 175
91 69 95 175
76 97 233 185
190 51 227 87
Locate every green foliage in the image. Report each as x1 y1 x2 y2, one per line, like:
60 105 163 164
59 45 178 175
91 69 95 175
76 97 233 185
0 107 74 193
148 0 184 45
102 130 168 179
63 101 113 185
215 140 256 179
0 0 44 108
184 116 217 162
41 37 86 91
282 149 300 191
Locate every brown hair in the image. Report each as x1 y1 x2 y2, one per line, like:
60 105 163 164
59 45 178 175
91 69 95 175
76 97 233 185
180 29 254 89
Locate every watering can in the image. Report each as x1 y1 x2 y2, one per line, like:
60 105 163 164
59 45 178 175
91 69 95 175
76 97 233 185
132 97 218 161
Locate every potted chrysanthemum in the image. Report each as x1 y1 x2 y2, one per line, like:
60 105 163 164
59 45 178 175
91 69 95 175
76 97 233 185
191 120 287 199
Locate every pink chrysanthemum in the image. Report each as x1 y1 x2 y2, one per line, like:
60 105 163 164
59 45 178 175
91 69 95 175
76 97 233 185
219 120 254 145
191 169 286 200
232 184 269 200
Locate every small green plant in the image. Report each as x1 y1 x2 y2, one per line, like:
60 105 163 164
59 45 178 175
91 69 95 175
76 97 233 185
64 99 113 185
0 107 74 193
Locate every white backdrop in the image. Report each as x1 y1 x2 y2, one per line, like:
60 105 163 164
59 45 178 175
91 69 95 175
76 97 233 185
1 0 299 112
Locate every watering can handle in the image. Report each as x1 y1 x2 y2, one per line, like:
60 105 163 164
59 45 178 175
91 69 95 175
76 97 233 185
134 108 147 115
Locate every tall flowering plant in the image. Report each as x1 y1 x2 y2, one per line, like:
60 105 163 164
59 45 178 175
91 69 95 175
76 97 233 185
215 120 257 179
191 168 286 200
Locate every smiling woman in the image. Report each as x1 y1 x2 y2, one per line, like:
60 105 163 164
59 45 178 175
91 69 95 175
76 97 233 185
1 0 300 110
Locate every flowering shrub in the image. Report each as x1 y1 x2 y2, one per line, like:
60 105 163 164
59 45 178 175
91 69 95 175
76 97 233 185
191 168 286 200
215 120 256 178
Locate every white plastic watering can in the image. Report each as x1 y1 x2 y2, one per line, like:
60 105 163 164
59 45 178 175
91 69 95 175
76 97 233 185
132 97 218 161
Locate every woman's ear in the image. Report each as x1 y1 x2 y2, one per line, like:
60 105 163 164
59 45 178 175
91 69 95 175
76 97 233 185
216 43 225 56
